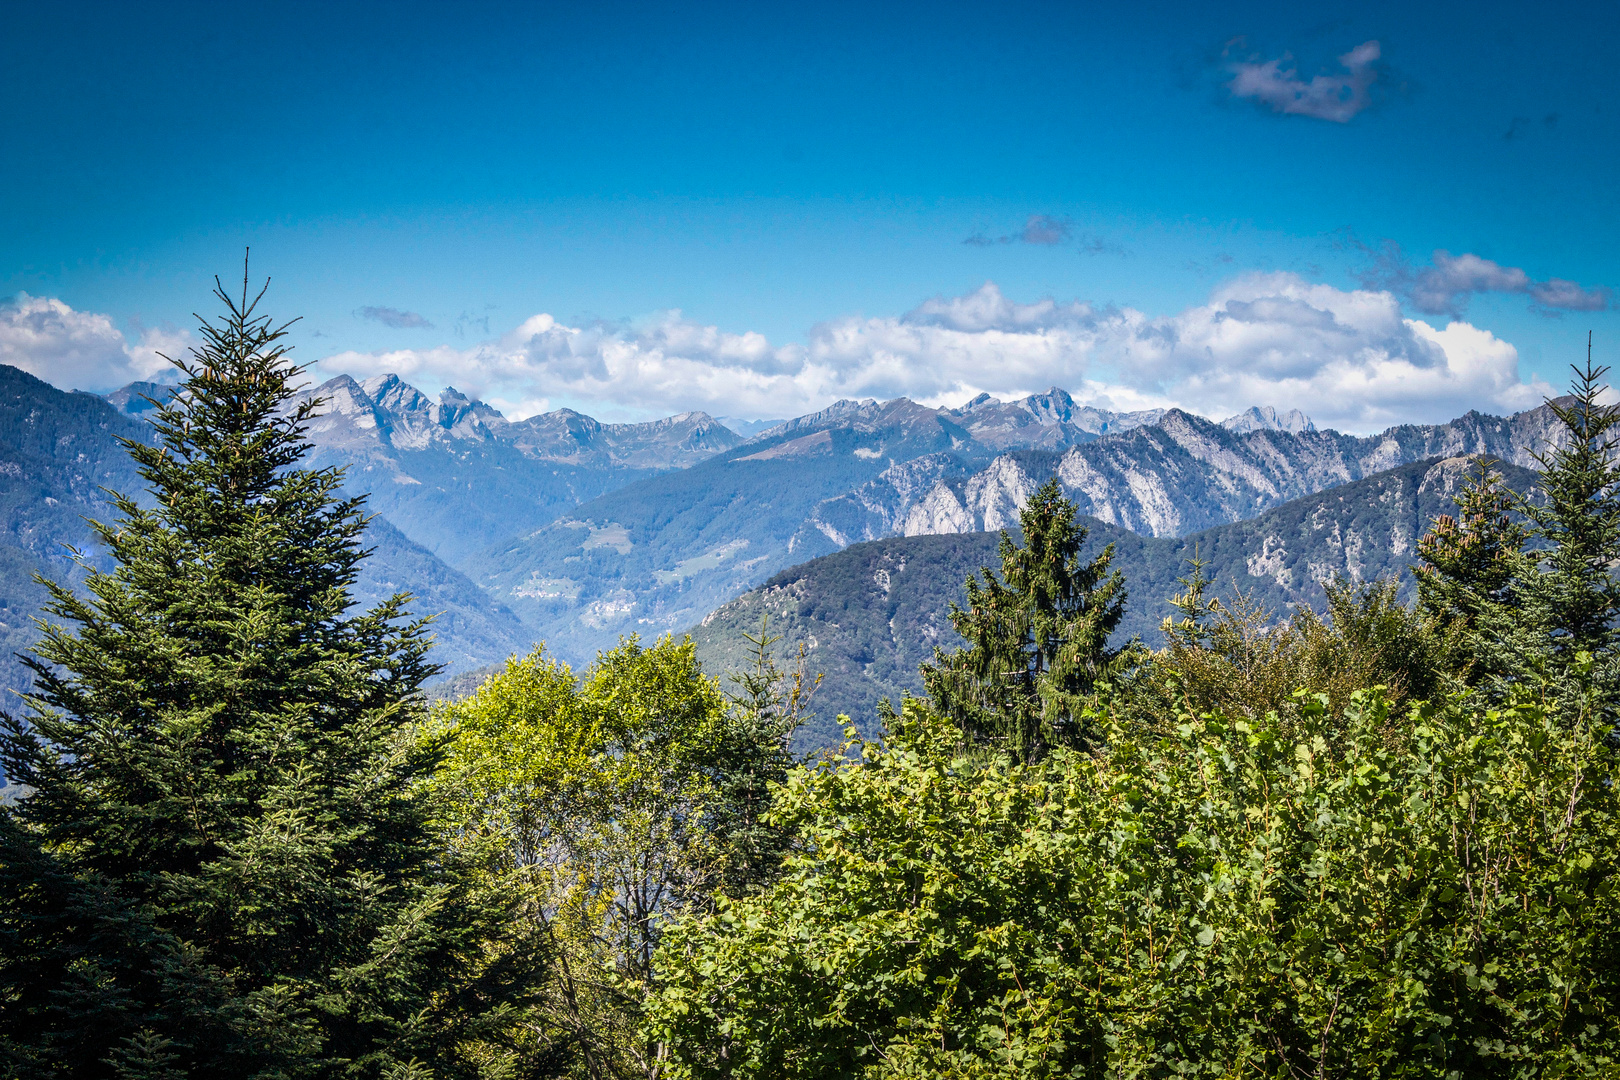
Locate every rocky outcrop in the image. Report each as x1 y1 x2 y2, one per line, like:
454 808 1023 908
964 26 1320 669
948 387 1165 450
806 401 1571 541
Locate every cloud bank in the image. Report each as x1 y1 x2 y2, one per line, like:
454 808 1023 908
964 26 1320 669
0 293 186 391
1227 40 1380 123
3 276 1560 435
316 274 1552 434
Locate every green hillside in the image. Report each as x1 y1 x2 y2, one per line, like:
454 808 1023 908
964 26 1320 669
689 455 1541 751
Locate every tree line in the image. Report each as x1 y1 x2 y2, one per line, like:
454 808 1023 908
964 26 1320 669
1 284 1616 1078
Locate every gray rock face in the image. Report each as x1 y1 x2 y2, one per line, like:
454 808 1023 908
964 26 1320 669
947 387 1165 450
1221 405 1316 435
823 402 1569 541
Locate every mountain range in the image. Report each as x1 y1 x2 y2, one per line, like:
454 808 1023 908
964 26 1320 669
112 374 745 566
457 391 1566 666
2 362 1575 707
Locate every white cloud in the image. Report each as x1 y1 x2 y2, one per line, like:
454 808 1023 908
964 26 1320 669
313 275 1553 434
0 293 185 392
1106 274 1550 430
0 282 1552 435
1227 40 1380 123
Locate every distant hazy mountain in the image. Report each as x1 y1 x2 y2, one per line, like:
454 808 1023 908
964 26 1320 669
111 373 747 567
689 455 1542 750
0 364 528 701
753 389 1163 452
714 417 786 437
0 367 147 699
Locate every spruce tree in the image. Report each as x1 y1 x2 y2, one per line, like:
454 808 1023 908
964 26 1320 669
922 478 1126 762
712 617 816 895
0 272 539 1078
1520 339 1620 681
1413 456 1530 688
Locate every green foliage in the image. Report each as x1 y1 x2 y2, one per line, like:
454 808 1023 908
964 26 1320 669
424 632 803 1078
1415 457 1534 690
712 617 817 895
1115 574 1452 743
923 478 1128 761
0 276 538 1079
1413 351 1620 718
647 687 1620 1078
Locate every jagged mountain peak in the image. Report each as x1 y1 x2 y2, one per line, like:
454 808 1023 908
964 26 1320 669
759 398 884 439
1221 405 1316 434
106 370 747 470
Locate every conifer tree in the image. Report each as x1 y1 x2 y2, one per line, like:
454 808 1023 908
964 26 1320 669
711 617 816 895
1413 456 1530 688
1520 339 1620 685
922 478 1126 762
0 270 541 1078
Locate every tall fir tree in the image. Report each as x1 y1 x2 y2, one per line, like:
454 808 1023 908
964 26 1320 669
1520 339 1620 684
922 478 1126 762
1416 342 1620 716
0 271 544 1079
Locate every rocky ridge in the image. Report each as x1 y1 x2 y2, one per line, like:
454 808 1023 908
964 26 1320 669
799 402 1567 545
467 391 1569 670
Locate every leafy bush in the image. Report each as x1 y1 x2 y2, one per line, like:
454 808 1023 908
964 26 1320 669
647 687 1620 1078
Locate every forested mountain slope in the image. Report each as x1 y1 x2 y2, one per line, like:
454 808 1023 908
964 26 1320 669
690 455 1541 750
0 365 528 697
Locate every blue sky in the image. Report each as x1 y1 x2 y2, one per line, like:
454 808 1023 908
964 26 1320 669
2 0 1616 431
